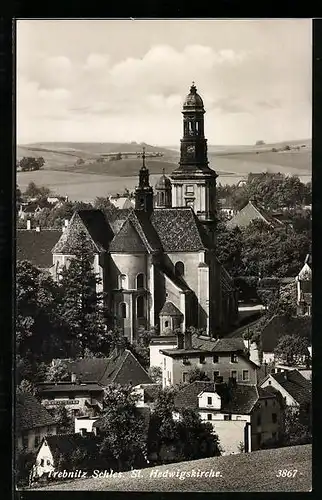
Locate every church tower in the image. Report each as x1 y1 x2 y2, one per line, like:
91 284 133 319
171 83 218 238
135 147 154 215
154 169 172 208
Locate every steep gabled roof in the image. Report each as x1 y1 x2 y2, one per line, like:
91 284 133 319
65 349 152 387
109 218 148 252
174 381 260 414
268 370 312 405
17 229 61 269
52 210 113 254
106 208 133 235
227 201 284 229
261 315 311 353
16 392 57 432
160 335 251 358
151 207 212 252
159 301 183 317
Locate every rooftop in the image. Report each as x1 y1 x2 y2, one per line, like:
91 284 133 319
16 392 57 432
227 200 284 230
268 369 312 405
17 229 62 269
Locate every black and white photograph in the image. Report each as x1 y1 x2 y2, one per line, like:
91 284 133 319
15 19 312 492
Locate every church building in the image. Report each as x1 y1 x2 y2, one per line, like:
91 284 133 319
51 83 239 343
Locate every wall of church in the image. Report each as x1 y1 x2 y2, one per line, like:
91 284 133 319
110 253 148 289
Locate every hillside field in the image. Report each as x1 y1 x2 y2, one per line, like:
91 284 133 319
32 444 311 492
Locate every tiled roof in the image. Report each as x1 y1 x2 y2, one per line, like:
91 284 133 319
17 229 61 269
159 301 183 317
109 218 148 252
269 370 312 405
151 208 212 252
52 210 113 254
174 381 259 414
65 349 152 387
261 315 311 353
38 383 104 394
106 209 133 235
160 335 247 357
16 392 57 432
45 433 99 463
227 201 284 229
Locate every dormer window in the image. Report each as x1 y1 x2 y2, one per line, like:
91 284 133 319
207 396 212 405
230 353 238 363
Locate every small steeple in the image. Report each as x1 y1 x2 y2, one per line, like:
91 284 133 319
139 146 150 188
135 146 154 215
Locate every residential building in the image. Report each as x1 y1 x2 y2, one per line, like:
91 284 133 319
173 380 283 454
32 433 99 480
149 335 177 369
218 198 237 219
49 84 239 343
259 369 312 410
37 382 104 416
159 331 258 388
16 392 57 452
227 200 284 229
17 228 62 271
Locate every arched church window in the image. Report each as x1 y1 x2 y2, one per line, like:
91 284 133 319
160 191 165 205
195 121 199 134
119 274 128 289
188 121 194 136
120 302 127 319
137 295 145 318
175 261 185 278
165 320 169 328
136 273 145 289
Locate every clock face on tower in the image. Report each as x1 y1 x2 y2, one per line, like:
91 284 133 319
187 145 195 154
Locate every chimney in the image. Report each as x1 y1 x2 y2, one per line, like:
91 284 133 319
184 330 192 350
64 219 69 228
26 219 31 230
177 332 184 350
36 226 40 232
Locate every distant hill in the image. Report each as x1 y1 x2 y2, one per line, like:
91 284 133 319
17 139 311 177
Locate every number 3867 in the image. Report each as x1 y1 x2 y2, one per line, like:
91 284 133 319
276 470 298 478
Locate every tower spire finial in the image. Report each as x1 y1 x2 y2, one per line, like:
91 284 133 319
162 167 165 175
142 146 146 168
190 81 197 93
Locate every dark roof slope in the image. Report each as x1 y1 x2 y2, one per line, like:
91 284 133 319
106 209 133 235
151 208 211 252
159 301 183 317
160 336 251 359
53 210 113 254
45 433 99 463
109 218 148 252
16 392 57 432
65 349 152 387
269 370 312 405
227 201 284 229
261 315 311 353
38 383 104 394
174 381 259 414
17 229 61 269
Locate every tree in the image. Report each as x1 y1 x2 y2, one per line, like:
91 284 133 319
98 384 148 471
274 335 310 366
45 359 71 382
188 368 210 383
175 408 221 460
148 366 162 384
149 387 179 461
58 231 110 357
93 197 119 216
47 405 74 434
15 448 36 487
16 261 66 363
215 222 243 276
281 406 312 446
24 181 51 199
16 379 36 395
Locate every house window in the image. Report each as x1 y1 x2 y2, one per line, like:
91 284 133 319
199 354 206 364
268 380 272 385
242 370 249 381
186 185 194 195
213 355 219 363
165 321 169 328
207 396 212 405
175 261 185 278
182 356 190 365
40 459 44 466
22 434 29 449
231 353 238 363
207 414 212 421
120 302 127 319
137 295 145 318
213 371 220 381
46 459 51 466
136 273 144 289
119 274 128 289
257 415 261 426
182 372 189 383
224 414 231 421
272 413 277 423
231 370 237 379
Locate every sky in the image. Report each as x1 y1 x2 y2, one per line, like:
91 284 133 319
16 19 312 146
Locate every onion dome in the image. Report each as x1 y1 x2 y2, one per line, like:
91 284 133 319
183 82 204 110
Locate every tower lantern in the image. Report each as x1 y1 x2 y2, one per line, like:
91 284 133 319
135 147 154 215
